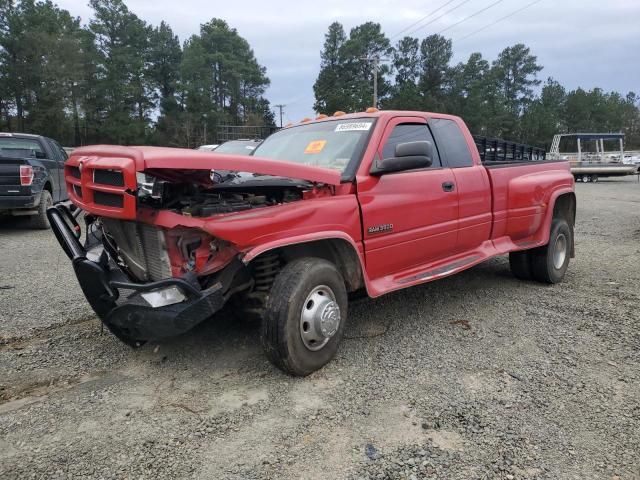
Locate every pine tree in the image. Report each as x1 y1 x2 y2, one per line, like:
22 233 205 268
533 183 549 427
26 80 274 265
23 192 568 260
313 22 347 114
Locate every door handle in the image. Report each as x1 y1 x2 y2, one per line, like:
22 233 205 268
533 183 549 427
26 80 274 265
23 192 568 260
442 181 455 192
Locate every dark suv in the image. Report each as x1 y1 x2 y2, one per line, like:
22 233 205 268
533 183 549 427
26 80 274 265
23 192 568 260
0 133 69 228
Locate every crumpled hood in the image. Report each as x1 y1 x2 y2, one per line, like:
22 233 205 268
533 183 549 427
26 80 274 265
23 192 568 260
70 145 342 186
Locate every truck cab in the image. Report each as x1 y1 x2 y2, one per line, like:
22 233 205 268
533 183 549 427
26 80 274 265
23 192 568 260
47 110 575 375
0 132 69 228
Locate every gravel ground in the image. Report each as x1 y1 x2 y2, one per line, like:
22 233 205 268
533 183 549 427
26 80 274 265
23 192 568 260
1 177 639 480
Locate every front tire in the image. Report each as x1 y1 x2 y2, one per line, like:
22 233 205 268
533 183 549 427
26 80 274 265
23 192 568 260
531 218 572 283
261 257 348 376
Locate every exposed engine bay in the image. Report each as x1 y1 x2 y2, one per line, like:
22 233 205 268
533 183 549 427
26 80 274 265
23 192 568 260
137 171 306 217
90 171 314 286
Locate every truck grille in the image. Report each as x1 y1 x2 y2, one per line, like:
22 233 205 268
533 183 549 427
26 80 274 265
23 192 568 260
101 219 172 282
93 169 124 186
94 191 124 208
64 156 138 219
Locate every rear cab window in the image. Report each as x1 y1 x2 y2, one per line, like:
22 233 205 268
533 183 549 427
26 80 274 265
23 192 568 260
429 118 473 168
382 124 441 167
0 137 45 159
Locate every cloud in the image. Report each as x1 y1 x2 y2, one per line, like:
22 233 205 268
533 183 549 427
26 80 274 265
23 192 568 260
57 0 640 121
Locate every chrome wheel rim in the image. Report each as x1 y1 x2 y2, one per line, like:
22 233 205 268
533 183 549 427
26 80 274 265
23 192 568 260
553 233 567 269
299 285 340 351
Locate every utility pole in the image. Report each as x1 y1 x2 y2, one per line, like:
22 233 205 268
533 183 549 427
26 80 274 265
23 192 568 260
372 56 379 108
274 104 285 128
360 56 389 108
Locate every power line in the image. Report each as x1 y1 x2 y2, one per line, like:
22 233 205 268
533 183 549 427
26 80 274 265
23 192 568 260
436 0 506 36
455 0 545 43
403 0 475 38
391 0 459 40
408 0 546 59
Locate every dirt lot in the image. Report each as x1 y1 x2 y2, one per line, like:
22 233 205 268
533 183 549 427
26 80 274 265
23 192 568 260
1 178 639 479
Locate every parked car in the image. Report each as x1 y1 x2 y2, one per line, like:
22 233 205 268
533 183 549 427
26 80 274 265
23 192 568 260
211 139 262 155
196 144 219 151
47 110 575 375
0 132 68 228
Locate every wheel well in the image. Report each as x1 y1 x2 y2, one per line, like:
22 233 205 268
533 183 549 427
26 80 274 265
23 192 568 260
552 192 576 256
552 192 576 226
43 181 52 193
251 239 364 293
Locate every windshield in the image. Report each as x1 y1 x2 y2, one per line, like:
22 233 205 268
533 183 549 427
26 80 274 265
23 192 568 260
0 137 44 158
214 141 259 155
252 119 374 174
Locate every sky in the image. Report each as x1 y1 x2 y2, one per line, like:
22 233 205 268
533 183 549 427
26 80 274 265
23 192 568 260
57 0 640 123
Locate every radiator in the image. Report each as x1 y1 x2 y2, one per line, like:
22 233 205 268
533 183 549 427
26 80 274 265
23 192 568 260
101 219 172 282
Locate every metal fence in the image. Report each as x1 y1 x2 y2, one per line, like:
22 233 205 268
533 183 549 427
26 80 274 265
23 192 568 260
215 125 279 144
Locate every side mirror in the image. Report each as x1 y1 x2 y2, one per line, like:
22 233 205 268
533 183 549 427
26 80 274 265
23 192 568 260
371 141 433 175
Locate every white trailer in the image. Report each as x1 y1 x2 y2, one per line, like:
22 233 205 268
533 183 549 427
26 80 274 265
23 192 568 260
548 133 638 182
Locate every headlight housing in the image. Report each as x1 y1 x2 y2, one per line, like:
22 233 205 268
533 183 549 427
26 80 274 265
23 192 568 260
136 172 155 197
140 286 186 308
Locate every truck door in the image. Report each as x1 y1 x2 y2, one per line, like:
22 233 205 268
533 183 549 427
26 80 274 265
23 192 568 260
357 117 459 280
429 118 492 253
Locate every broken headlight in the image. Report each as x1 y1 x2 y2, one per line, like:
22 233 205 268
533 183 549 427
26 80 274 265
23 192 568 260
136 172 155 198
140 286 186 308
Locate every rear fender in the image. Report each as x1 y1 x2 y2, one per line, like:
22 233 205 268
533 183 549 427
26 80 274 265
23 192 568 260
535 188 576 251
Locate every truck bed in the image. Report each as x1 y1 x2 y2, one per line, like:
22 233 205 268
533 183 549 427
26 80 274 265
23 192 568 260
474 136 546 165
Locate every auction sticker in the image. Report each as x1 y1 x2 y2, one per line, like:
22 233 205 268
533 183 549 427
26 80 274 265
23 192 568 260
335 122 372 132
304 140 327 154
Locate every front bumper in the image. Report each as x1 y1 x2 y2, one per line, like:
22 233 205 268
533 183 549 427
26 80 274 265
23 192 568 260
47 204 226 346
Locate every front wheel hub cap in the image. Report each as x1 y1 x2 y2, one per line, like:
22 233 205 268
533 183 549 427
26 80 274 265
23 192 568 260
300 285 341 351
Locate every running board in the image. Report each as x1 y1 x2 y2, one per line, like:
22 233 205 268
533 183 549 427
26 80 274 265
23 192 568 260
366 241 500 297
397 255 482 284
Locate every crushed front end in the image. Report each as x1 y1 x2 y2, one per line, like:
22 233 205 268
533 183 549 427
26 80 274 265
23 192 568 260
47 204 248 345
47 145 337 346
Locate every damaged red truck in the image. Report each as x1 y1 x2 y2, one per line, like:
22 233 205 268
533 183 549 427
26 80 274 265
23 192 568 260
48 110 576 376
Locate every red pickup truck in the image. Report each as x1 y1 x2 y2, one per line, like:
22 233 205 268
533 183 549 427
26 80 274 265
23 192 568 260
48 110 575 375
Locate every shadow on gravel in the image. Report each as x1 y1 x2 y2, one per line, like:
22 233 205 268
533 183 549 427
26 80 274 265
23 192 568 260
0 215 36 233
141 256 532 371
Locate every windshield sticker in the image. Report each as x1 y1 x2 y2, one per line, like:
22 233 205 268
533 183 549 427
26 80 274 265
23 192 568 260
304 140 327 154
335 122 372 132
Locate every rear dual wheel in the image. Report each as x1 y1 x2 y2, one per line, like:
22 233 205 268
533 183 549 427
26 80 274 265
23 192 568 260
509 218 572 284
261 257 348 376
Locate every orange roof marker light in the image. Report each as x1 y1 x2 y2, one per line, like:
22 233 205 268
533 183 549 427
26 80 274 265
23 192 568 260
315 114 328 120
300 117 312 123
366 107 379 113
284 122 293 128
333 111 346 117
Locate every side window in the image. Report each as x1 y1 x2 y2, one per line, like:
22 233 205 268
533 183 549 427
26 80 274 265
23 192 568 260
42 139 58 160
429 118 473 168
53 141 68 161
382 123 441 167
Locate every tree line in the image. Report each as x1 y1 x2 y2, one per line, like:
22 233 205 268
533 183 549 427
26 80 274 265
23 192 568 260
313 22 640 149
1 2 639 150
0 0 275 147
